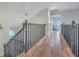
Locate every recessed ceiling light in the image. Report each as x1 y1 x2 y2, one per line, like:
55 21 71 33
50 6 58 11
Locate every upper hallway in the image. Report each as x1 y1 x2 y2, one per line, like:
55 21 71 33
0 2 79 56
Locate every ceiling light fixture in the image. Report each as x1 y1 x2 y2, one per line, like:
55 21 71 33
50 6 57 11
50 6 58 14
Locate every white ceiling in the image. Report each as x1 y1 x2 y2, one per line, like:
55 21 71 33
0 2 50 26
50 2 79 11
0 2 79 27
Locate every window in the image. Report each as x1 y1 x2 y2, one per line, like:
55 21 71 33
52 16 60 30
9 30 16 36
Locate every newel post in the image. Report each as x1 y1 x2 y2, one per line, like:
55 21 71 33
23 20 28 53
4 44 6 56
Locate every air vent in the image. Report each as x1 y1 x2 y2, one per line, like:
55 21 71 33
25 13 28 16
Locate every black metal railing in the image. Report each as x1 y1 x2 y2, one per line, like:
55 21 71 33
4 20 45 57
62 23 79 57
4 20 28 57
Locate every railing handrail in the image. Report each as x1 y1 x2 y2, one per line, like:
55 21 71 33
4 20 46 57
6 27 24 45
4 20 28 57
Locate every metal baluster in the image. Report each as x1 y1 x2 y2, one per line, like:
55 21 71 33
15 38 17 56
75 25 77 56
12 39 15 56
20 30 22 53
62 23 64 37
16 39 18 54
71 25 73 54
76 25 78 57
75 25 77 57
77 25 79 56
22 30 24 52
23 20 28 53
8 43 10 56
27 23 30 50
20 32 21 53
71 22 76 56
18 32 20 54
22 23 24 52
4 44 6 57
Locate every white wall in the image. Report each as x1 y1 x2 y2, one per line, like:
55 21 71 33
0 28 10 56
45 9 79 35
28 9 48 35
0 8 48 56
58 9 79 24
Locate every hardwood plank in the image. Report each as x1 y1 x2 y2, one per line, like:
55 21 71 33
19 35 74 57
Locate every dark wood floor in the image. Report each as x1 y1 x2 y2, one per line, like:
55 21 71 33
19 35 74 57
